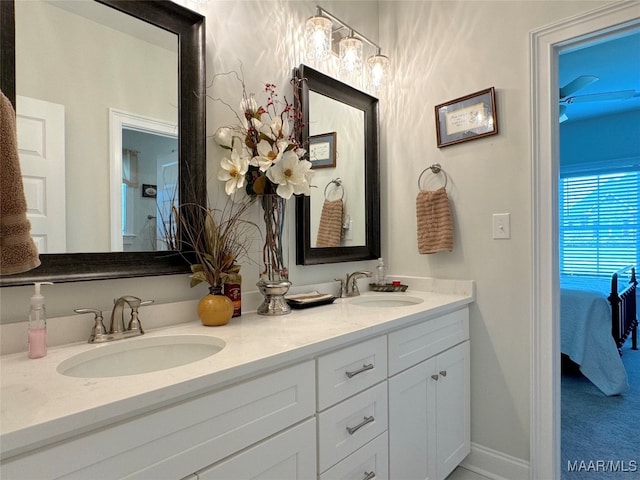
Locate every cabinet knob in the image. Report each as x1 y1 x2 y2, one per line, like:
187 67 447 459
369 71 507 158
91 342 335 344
363 472 376 480
439 370 447 377
431 374 439 381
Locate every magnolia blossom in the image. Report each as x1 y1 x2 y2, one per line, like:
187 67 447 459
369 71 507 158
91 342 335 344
266 151 313 199
240 94 259 116
214 127 234 149
251 139 283 172
218 142 250 195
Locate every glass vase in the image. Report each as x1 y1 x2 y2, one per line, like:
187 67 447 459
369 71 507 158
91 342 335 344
256 194 291 315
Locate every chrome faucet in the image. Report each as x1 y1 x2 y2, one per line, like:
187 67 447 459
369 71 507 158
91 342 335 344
75 295 154 343
345 271 372 297
110 295 143 334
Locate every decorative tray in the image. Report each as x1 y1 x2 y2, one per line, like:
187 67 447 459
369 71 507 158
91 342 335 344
285 291 337 309
369 283 408 292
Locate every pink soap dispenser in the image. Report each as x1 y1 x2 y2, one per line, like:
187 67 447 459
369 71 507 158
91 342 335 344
28 282 53 359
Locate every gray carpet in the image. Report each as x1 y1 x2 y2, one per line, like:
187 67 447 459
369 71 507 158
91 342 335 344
561 345 640 479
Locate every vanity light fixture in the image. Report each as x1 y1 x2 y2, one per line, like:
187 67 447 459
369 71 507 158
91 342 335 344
339 30 363 79
367 50 390 92
305 8 333 61
304 5 391 91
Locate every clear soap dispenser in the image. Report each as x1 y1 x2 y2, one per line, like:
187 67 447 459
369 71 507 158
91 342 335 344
28 282 53 359
376 258 387 285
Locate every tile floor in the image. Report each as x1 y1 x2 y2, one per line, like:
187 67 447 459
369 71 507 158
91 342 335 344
446 466 492 480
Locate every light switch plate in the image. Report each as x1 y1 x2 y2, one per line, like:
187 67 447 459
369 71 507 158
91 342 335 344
492 213 511 239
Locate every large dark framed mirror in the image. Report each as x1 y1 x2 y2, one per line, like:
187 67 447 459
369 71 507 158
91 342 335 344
0 0 206 287
295 65 380 265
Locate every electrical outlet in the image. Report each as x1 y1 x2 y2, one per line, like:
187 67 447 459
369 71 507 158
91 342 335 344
492 213 511 239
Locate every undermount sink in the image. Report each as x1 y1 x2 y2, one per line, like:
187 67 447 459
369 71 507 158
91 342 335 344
348 295 424 308
57 335 225 378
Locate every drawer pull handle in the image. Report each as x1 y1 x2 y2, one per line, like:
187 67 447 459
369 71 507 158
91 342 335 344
431 374 439 381
347 415 375 435
439 370 447 377
345 363 374 378
363 472 376 480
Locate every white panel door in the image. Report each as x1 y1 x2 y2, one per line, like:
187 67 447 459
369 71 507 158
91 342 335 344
16 95 66 253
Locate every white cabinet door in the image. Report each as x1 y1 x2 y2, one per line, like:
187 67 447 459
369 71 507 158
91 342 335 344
436 341 471 479
388 341 470 480
197 419 316 480
389 356 437 480
435 341 470 480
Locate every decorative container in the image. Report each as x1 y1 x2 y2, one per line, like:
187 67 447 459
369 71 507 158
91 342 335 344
256 194 291 315
369 283 408 292
197 286 234 326
223 272 242 317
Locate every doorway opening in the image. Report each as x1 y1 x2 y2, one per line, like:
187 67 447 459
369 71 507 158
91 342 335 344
530 3 640 478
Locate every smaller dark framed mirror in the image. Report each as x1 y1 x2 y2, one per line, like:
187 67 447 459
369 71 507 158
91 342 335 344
295 65 380 265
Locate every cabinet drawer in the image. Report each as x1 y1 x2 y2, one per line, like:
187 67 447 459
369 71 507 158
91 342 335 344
320 432 388 480
197 419 316 480
388 307 468 375
318 335 387 410
1 361 315 480
318 381 388 473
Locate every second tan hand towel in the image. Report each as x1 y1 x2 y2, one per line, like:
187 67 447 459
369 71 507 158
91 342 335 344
316 198 343 247
416 187 453 254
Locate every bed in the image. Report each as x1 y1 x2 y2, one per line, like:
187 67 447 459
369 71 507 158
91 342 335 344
560 266 638 396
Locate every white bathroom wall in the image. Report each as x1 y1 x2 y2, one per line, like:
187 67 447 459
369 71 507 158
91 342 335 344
378 0 609 464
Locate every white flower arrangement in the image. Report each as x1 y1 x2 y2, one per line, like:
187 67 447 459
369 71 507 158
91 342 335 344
215 79 313 200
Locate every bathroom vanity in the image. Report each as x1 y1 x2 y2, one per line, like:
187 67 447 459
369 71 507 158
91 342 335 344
0 278 474 480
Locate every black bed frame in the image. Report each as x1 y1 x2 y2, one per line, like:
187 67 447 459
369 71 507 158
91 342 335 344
608 266 638 354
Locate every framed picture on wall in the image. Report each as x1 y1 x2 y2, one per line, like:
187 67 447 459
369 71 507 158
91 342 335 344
309 132 337 168
435 87 498 147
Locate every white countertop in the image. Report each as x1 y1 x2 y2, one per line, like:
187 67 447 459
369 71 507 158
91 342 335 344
0 279 473 459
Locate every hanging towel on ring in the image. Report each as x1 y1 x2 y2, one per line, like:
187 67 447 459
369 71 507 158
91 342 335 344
416 187 453 254
316 198 343 247
0 90 41 275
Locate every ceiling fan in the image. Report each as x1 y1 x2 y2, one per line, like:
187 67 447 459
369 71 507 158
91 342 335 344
559 75 639 123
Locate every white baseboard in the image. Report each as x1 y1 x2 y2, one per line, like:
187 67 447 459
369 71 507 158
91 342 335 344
460 442 530 480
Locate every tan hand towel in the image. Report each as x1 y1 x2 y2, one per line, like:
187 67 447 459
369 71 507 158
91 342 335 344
1 90 41 275
416 187 453 254
316 198 343 247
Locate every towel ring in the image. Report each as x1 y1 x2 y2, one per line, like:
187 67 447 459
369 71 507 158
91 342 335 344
418 164 448 190
324 178 345 200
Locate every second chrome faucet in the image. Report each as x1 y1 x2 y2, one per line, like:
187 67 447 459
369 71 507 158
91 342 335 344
336 271 372 297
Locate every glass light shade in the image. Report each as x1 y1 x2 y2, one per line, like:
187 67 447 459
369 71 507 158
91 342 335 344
339 36 363 78
305 15 333 60
367 54 390 92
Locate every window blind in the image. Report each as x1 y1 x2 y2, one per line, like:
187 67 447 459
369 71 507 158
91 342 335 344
559 169 639 277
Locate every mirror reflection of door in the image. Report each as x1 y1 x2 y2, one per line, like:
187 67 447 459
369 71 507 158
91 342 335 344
156 156 178 251
112 123 178 253
16 95 66 254
309 91 366 248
